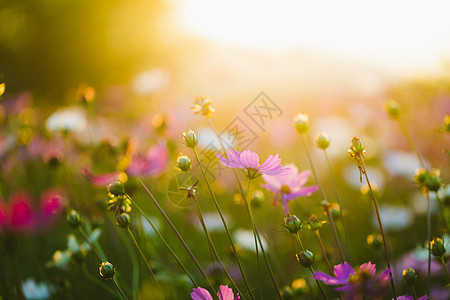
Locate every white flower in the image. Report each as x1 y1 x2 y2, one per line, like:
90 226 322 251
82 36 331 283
23 278 53 300
372 205 413 232
234 228 268 252
194 212 229 232
46 107 87 132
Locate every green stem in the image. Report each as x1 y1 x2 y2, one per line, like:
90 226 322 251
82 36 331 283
315 231 333 274
137 180 215 293
301 134 345 261
412 285 418 300
426 192 431 297
113 277 129 300
82 264 119 298
78 227 104 262
440 256 450 283
398 119 425 168
324 150 352 262
192 147 255 300
129 198 198 287
360 160 397 299
127 227 165 298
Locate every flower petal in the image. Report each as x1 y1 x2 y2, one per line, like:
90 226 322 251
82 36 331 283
240 150 259 169
217 285 234 300
314 271 344 285
333 262 355 283
191 287 213 300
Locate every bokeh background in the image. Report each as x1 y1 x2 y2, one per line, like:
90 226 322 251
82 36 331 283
0 0 449 299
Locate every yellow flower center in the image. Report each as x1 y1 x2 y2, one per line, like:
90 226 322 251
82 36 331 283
280 185 291 194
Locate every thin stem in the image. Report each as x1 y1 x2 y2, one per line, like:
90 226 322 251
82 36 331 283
440 256 450 283
411 285 418 300
398 119 425 169
78 227 104 262
300 134 345 261
82 264 119 298
324 150 351 262
129 198 198 287
360 161 397 299
426 192 431 297
113 277 129 300
315 231 333 274
138 180 216 294
190 192 243 297
192 147 255 300
127 227 164 298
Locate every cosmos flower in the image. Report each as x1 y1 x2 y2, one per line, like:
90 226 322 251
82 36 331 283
191 285 239 300
261 164 318 215
314 262 390 300
216 149 285 179
126 142 168 177
395 295 427 300
46 107 87 133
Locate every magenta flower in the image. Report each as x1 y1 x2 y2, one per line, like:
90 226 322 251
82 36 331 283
314 262 391 300
83 167 121 187
216 149 284 179
191 285 239 300
126 142 168 177
395 296 427 300
261 164 318 215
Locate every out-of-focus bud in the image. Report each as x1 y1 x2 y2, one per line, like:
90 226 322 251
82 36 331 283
384 100 401 119
0 82 5 97
414 168 429 188
430 237 446 257
67 210 82 229
99 262 116 279
402 268 418 285
294 113 309 134
296 250 314 268
108 181 125 197
251 190 265 208
284 214 302 234
315 132 330 150
116 213 131 228
177 155 191 172
329 203 341 220
280 286 294 300
306 215 326 232
182 129 198 148
366 233 383 250
425 170 441 192
291 278 310 296
152 114 167 135
444 115 450 133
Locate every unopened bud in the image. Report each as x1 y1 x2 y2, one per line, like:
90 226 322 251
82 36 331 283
294 114 309 134
307 215 325 232
251 190 265 208
402 268 418 285
177 155 191 172
280 286 294 300
182 129 198 148
116 213 131 228
384 100 401 119
99 262 116 279
367 233 383 250
67 210 82 229
296 250 314 268
430 237 446 257
284 214 302 234
315 132 330 150
108 181 125 197
425 170 441 192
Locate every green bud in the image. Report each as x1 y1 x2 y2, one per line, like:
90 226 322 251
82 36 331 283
384 100 401 119
177 155 191 172
251 190 265 208
67 210 82 229
315 132 330 150
294 113 309 134
366 233 383 250
431 237 446 257
284 214 302 234
402 268 418 285
108 181 125 197
306 215 325 232
280 286 294 300
425 170 441 192
296 250 314 268
116 213 131 228
182 129 198 148
99 261 116 279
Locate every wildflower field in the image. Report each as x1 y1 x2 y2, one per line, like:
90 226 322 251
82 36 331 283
0 1 449 300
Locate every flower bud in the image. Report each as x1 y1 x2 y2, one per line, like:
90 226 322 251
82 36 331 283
116 213 131 228
384 100 401 119
99 262 116 279
315 132 330 150
280 286 294 300
294 113 309 134
414 168 429 187
291 278 309 295
366 233 383 250
251 190 265 208
182 129 198 148
402 268 418 285
296 250 314 268
284 214 302 234
430 237 446 257
444 115 450 133
425 170 441 192
108 181 125 197
177 155 191 172
329 203 341 220
306 215 325 232
67 210 82 229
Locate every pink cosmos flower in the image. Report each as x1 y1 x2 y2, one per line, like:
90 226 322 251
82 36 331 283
261 164 318 215
395 295 427 300
314 262 390 300
126 142 168 177
191 285 240 300
83 167 121 187
0 189 64 233
216 149 285 179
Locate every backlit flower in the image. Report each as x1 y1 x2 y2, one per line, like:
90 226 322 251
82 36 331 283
217 149 284 179
261 164 318 215
192 96 215 117
191 285 239 300
126 142 168 177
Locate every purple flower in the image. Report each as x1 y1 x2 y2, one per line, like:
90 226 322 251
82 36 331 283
126 142 168 177
190 285 240 300
261 164 318 215
395 295 427 300
216 149 284 179
314 262 391 300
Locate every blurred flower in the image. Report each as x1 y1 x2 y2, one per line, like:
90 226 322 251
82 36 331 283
132 69 170 95
261 164 318 215
314 262 390 300
191 284 239 300
46 107 87 133
371 205 413 232
395 245 443 278
384 100 401 119
0 190 64 233
217 149 284 179
383 151 422 177
192 96 215 117
0 82 5 97
293 113 309 134
82 167 121 187
234 229 268 252
395 295 427 300
22 278 53 300
126 141 168 177
195 212 229 233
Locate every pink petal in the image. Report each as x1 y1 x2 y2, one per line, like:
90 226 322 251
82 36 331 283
191 287 213 300
83 167 120 187
239 150 259 169
10 192 34 229
217 285 234 300
217 152 242 168
358 262 376 276
334 262 355 281
258 154 281 171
